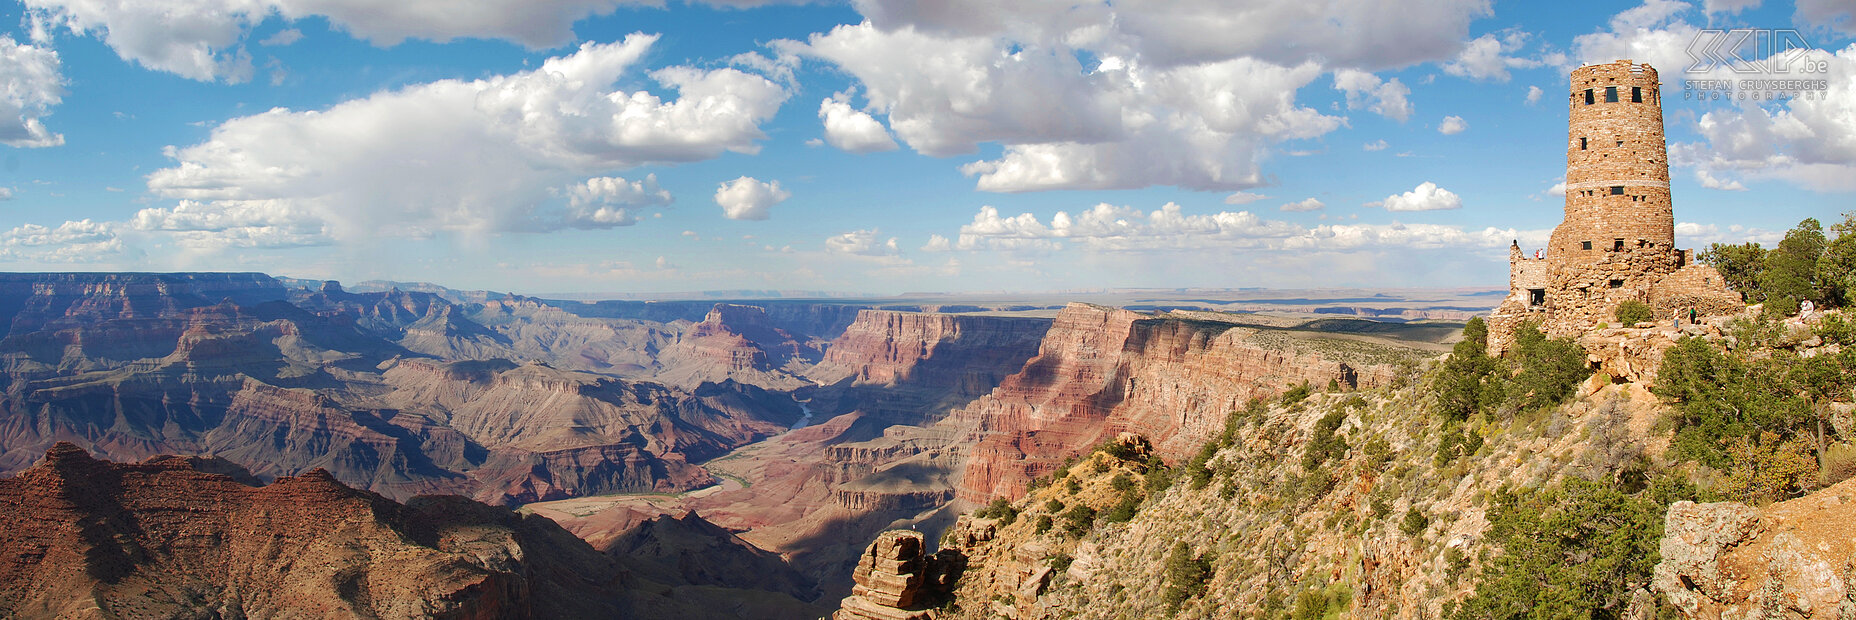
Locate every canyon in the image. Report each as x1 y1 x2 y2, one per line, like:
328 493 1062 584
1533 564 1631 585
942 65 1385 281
0 272 1465 616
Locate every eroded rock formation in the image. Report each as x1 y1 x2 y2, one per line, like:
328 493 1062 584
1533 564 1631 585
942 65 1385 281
1652 477 1856 618
835 530 964 620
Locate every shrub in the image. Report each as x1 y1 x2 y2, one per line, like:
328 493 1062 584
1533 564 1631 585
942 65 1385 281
1109 472 1135 493
1399 508 1429 537
1434 318 1502 422
975 497 1018 525
1701 241 1768 302
1291 584 1353 620
1508 324 1592 412
1280 383 1313 406
1187 441 1219 490
1722 432 1818 504
1301 410 1350 470
1655 337 1815 469
1614 299 1653 325
1049 553 1074 573
1033 515 1053 534
1101 493 1140 523
1143 466 1174 494
1065 477 1082 494
1043 498 1064 513
1451 478 1678 620
1060 504 1096 536
1816 312 1856 346
1161 541 1211 612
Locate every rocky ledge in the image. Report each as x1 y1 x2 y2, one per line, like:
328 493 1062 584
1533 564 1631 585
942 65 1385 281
835 530 966 620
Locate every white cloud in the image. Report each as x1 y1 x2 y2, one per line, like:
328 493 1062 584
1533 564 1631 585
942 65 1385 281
1332 69 1413 121
787 18 1348 193
1441 31 1545 82
921 234 951 252
947 202 1536 254
1374 181 1462 211
143 35 787 241
714 176 790 221
825 228 901 256
850 0 1492 71
0 187 12 200
22 0 682 82
0 37 65 148
1223 191 1268 204
1666 46 1856 192
1676 221 1783 246
1704 0 1760 14
1363 139 1388 151
1694 169 1747 191
561 174 672 228
1795 0 1855 35
818 91 898 153
1525 85 1543 105
1546 180 1566 197
0 219 126 262
260 28 302 46
1279 198 1324 212
1438 115 1468 135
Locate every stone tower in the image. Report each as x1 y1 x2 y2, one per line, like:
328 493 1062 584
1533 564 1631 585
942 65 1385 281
1488 60 1741 353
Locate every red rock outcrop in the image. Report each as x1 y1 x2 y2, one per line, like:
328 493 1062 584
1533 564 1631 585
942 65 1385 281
654 304 820 388
0 443 640 618
835 530 964 620
949 303 1402 502
1653 476 1856 617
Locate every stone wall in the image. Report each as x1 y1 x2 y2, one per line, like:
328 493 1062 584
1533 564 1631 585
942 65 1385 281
1488 59 1744 353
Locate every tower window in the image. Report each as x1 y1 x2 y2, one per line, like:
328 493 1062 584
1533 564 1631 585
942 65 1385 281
1582 241 1593 250
1528 288 1545 306
1584 89 1595 105
1609 279 1624 288
1610 185 1624 195
1614 239 1625 251
1605 86 1619 102
1580 137 1587 150
1632 86 1642 103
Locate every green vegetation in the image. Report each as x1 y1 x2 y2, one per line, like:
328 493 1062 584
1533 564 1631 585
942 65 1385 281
1432 319 1590 425
1290 584 1354 620
1280 383 1313 406
1613 299 1652 325
974 496 1019 526
1654 332 1854 501
1450 478 1687 619
1301 410 1349 470
1398 508 1428 537
1700 212 1853 310
1161 540 1211 612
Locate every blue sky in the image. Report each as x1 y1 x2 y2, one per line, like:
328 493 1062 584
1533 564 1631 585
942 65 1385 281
0 0 1847 295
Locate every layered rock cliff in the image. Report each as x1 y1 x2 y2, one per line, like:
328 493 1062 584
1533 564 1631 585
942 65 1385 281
0 443 629 618
948 303 1413 502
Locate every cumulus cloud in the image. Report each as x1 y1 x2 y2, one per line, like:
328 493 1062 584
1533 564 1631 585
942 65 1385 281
0 37 65 148
1525 85 1543 105
1372 181 1462 211
715 176 790 221
1441 31 1546 81
850 0 1492 71
1438 115 1468 135
1676 221 1783 246
22 0 689 81
0 187 12 200
1694 169 1747 191
1279 198 1324 212
785 14 1360 192
818 91 898 153
143 35 787 242
1363 139 1388 151
948 202 1537 254
921 234 951 252
1224 191 1268 204
825 228 902 256
1332 69 1413 121
0 219 126 262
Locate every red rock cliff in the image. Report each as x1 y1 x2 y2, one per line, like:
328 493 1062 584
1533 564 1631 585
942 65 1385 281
951 303 1396 502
